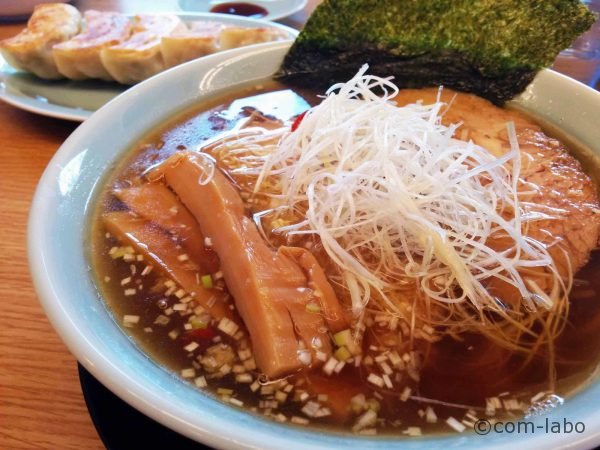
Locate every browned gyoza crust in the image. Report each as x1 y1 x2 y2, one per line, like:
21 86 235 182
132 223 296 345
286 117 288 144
0 4 81 79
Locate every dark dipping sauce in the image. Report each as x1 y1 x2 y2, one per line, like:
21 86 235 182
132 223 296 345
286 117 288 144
210 2 268 18
90 81 600 436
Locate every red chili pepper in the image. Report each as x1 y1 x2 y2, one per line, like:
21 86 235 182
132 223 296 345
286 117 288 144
291 111 308 132
184 327 215 343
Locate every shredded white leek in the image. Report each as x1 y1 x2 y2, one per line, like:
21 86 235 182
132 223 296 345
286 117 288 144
200 66 572 371
251 65 569 325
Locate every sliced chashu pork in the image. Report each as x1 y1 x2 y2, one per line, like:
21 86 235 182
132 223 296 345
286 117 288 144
395 88 600 305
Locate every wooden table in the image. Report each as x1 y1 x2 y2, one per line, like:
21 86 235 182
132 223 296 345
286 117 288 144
0 1 316 449
0 1 597 449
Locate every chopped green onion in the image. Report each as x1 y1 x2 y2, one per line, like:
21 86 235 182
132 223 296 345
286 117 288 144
350 393 366 413
271 218 289 229
305 302 321 313
334 346 351 361
109 246 134 259
333 328 361 355
333 329 352 347
367 398 381 412
201 274 213 289
191 317 209 329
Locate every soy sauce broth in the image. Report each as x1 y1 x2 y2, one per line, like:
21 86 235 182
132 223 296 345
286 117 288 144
209 2 269 18
90 81 600 435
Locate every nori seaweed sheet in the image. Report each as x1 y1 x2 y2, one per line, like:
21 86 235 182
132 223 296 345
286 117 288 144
277 0 596 104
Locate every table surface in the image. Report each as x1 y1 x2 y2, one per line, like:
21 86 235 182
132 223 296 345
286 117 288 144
0 1 597 449
0 1 316 449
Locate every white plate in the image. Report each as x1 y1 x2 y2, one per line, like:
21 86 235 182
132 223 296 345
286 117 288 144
0 12 297 122
29 41 600 450
178 0 307 21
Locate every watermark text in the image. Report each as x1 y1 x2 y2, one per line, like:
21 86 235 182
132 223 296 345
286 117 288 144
474 418 585 435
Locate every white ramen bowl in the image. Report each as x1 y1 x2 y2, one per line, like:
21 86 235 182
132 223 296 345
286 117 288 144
28 41 600 449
